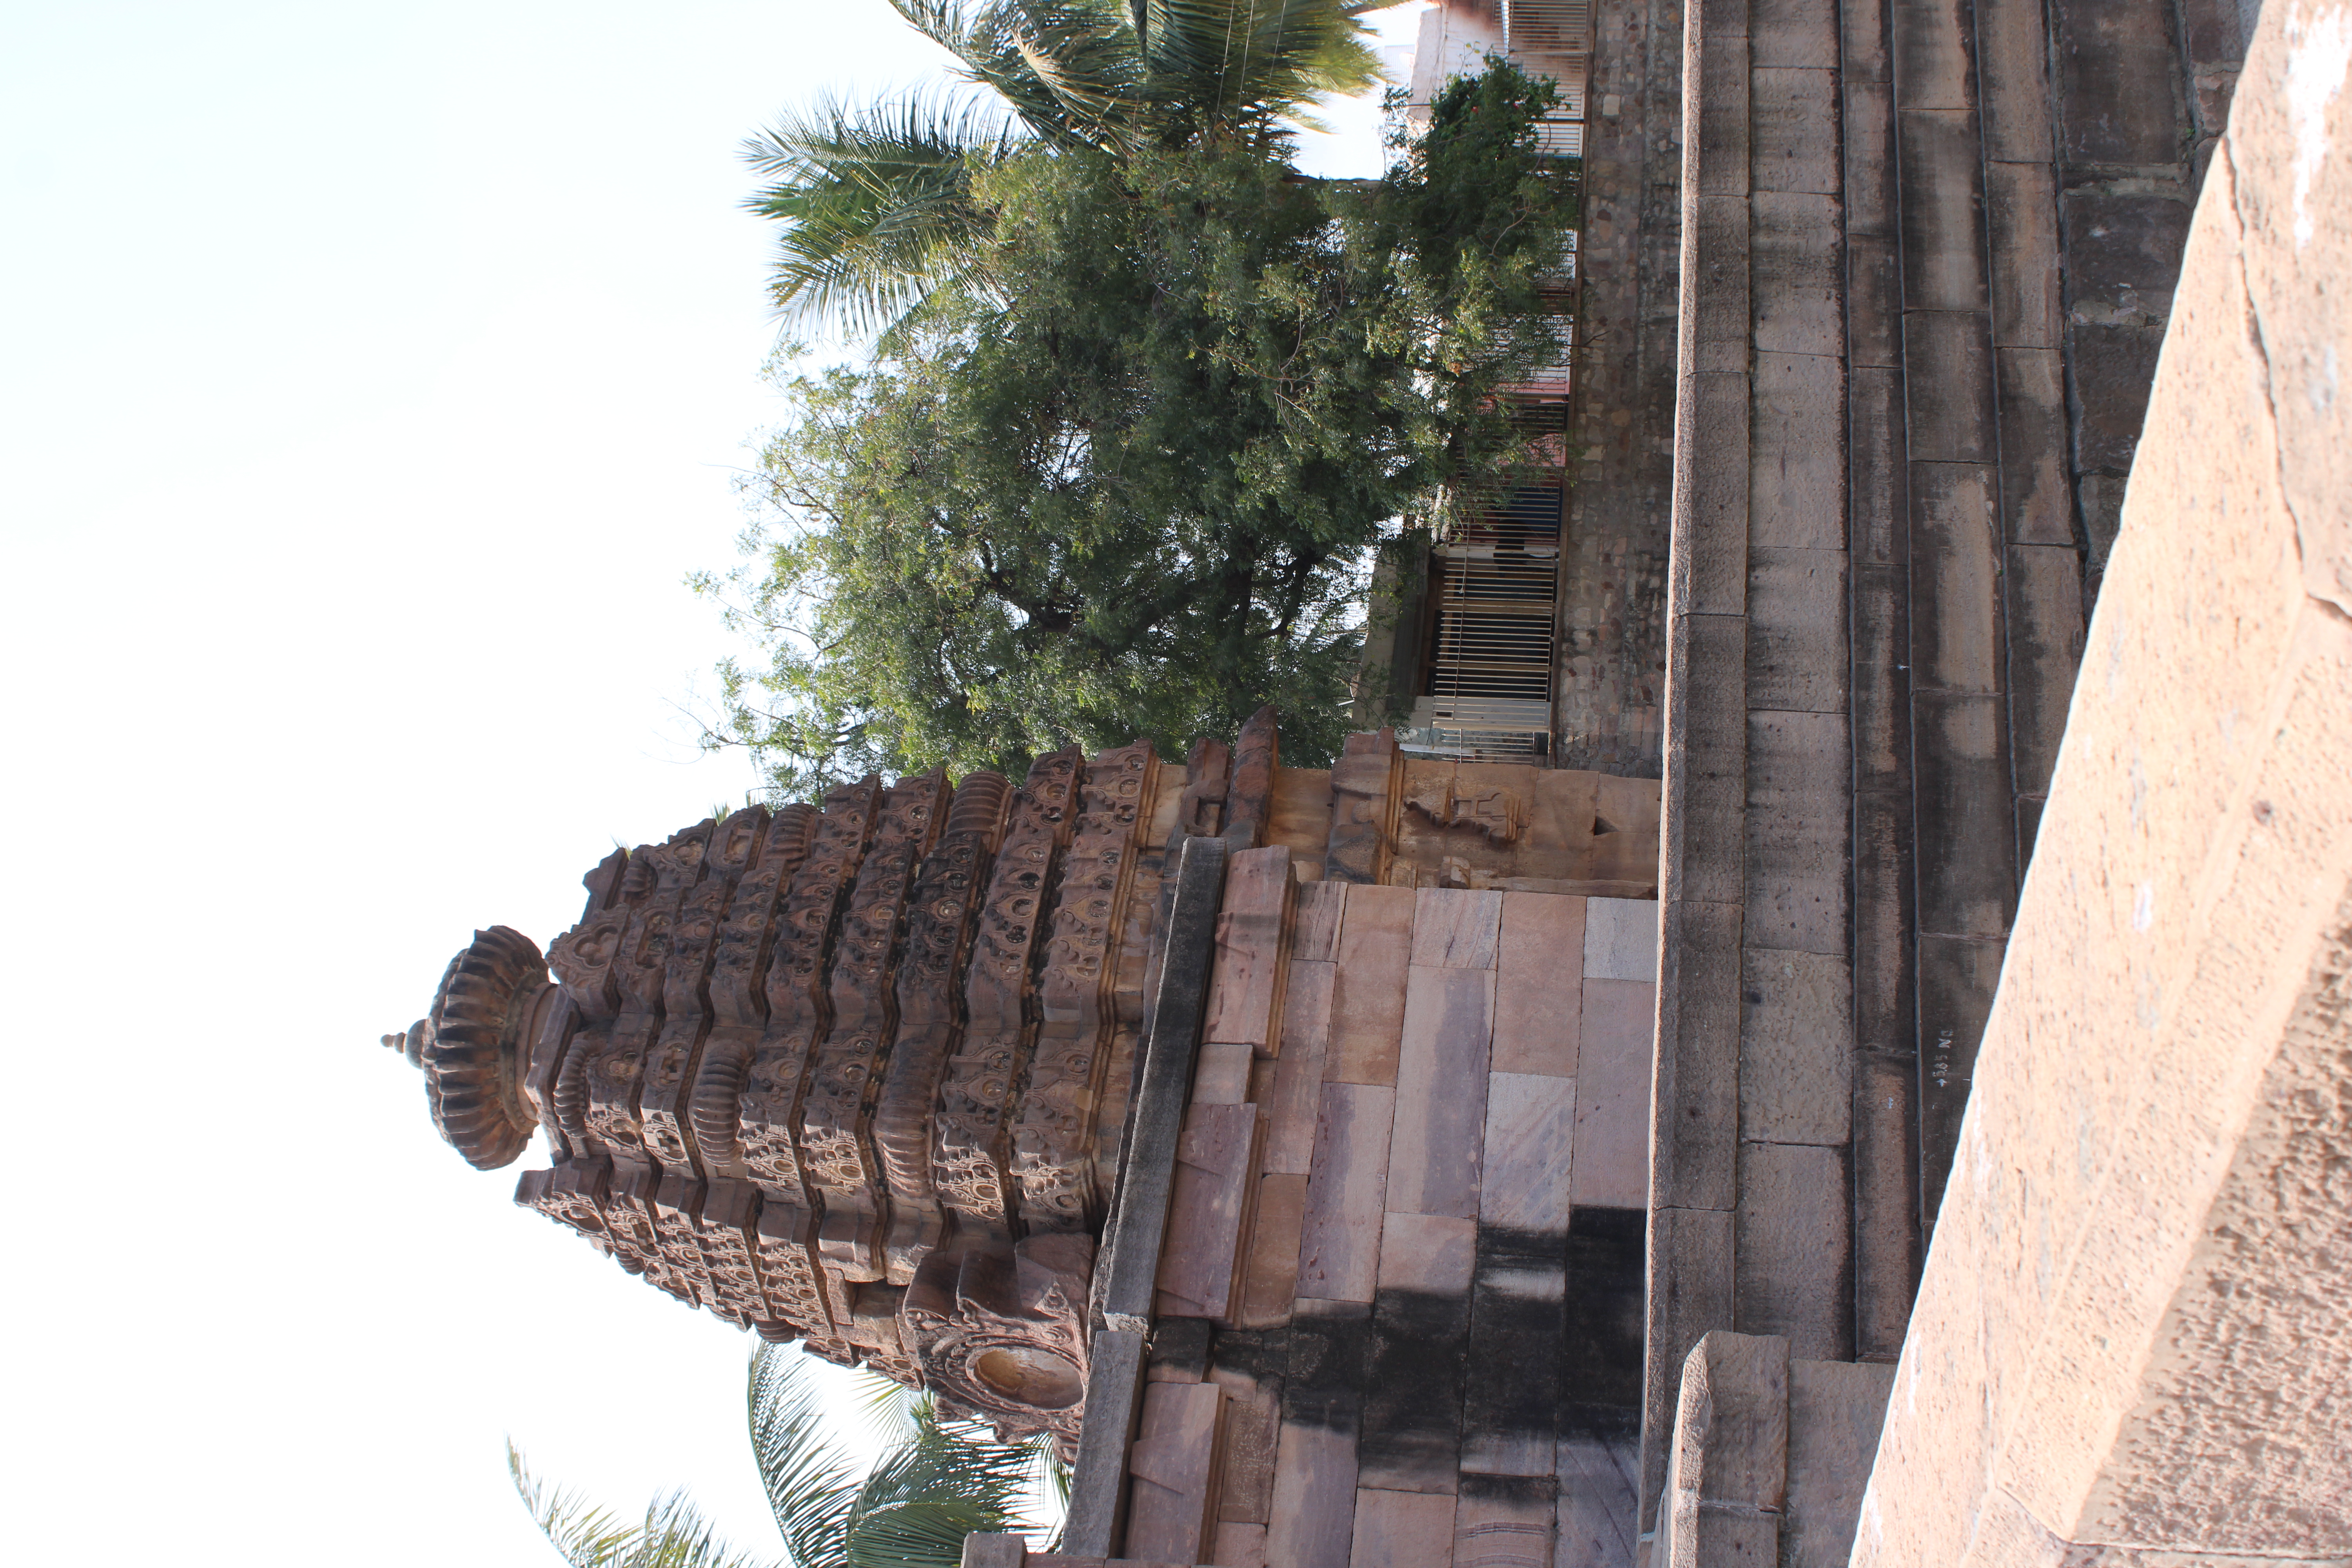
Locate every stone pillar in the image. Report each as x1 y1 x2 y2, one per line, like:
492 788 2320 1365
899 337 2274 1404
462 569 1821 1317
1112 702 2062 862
1852 4 2352 1557
1652 1330 1893 1568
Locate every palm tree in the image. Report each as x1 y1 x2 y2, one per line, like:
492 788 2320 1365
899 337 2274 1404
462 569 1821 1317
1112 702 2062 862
742 0 1403 338
511 1344 1059 1568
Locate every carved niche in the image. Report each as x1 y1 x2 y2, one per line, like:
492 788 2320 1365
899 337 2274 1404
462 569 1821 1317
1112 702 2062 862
901 1234 1096 1457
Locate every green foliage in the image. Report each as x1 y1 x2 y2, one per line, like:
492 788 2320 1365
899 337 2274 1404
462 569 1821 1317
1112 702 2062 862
750 1345 1044 1568
510 1348 1058 1568
705 60 1578 797
510 1444 780 1568
742 0 1396 339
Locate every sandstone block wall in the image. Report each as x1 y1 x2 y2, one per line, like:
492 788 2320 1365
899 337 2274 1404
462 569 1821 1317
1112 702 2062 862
1087 855 1662 1567
1852 3 2352 1555
1559 0 1684 776
1644 0 2218 1524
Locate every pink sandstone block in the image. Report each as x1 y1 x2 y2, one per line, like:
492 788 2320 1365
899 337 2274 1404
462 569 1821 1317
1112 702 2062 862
1386 965 1496 1219
1377 1210 1478 1294
1349 1488 1459 1568
1125 1380 1225 1565
1493 892 1585 1077
1290 879 1348 963
1581 897 1659 981
1203 846 1294 1052
1236 1172 1307 1328
1455 1480 1557 1568
1571 979 1655 1209
1192 1040 1254 1105
1265 961 1336 1173
1211 1522 1269 1567
1267 1417 1360 1568
1328 885 1416 1084
1297 1082 1395 1302
1410 887 1504 968
1479 1071 1578 1234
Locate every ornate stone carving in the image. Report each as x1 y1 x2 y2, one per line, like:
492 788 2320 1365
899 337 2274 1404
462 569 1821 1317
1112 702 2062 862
707 805 816 1028
803 770 952 1283
564 822 713 1165
515 1158 609 1247
1016 742 1159 1230
868 771 1012 1283
527 849 628 1161
934 751 1084 1238
387 925 549 1171
725 775 881 1206
694 1177 772 1328
902 1234 1096 1455
1404 775 1528 844
392 733 1377 1436
641 810 764 1174
650 1172 720 1312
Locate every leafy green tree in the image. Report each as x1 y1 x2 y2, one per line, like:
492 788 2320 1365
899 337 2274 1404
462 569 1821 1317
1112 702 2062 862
512 1347 1055 1568
742 0 1398 339
703 62 1578 796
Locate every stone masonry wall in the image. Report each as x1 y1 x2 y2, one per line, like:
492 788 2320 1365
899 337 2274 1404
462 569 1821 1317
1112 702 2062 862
1557 0 1686 777
1643 0 2212 1529
1854 4 2352 1546
1100 859 1662 1567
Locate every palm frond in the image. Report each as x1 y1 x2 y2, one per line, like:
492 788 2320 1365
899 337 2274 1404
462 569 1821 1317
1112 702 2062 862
846 1366 926 1450
509 1442 782 1568
748 1346 862 1568
750 0 1395 335
840 1399 1036 1568
743 89 1022 338
1138 0 1385 130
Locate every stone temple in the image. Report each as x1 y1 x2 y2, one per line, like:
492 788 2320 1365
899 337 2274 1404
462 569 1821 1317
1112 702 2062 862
388 711 1665 1474
386 0 2352 1560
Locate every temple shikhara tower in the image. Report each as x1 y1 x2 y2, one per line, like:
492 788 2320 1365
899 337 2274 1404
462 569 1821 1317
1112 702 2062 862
384 0 2352 1558
388 710 1664 1499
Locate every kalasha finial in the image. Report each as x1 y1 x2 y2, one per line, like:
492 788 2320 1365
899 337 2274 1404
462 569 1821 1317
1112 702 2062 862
407 927 553 1170
381 1020 428 1068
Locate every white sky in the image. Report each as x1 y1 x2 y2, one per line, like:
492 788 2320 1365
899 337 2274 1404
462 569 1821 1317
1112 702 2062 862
0 2 1425 1563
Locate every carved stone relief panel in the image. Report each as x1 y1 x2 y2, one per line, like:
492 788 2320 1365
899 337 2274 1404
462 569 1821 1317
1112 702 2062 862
642 810 761 1174
902 1234 1096 1455
936 750 1083 1242
708 804 814 1027
529 849 628 1159
803 769 951 1283
873 772 1011 1283
577 822 713 1165
1016 741 1159 1232
695 1176 767 1328
403 721 1394 1436
728 775 881 1209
